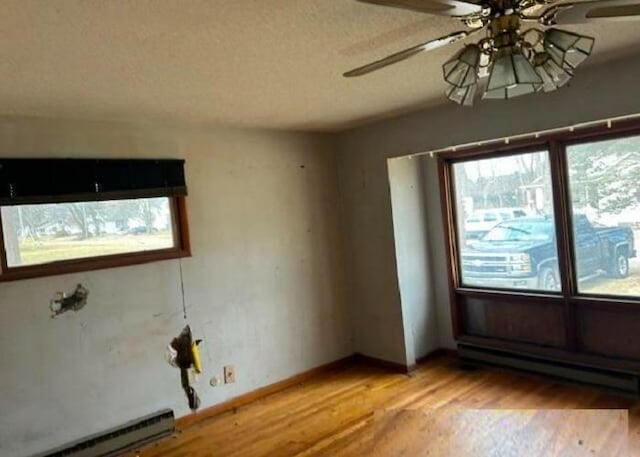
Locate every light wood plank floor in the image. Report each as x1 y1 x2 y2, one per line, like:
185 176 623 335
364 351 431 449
126 356 640 457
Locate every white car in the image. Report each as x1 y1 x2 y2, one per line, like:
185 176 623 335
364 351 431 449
464 208 528 240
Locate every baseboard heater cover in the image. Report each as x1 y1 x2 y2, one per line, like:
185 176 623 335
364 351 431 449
33 409 175 457
458 343 640 393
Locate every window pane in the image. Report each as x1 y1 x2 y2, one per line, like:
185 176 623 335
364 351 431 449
567 136 640 297
1 197 175 267
453 151 560 292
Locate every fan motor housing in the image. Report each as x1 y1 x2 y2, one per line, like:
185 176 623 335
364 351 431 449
490 14 520 49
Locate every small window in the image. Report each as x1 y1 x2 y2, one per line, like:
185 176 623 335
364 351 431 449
1 197 179 267
484 213 498 222
0 158 189 281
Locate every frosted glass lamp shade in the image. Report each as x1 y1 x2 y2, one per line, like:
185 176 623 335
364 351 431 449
442 45 482 88
544 28 594 71
533 52 573 92
446 83 476 106
483 48 542 99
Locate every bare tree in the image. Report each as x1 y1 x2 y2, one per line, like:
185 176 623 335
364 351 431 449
66 203 90 239
1 208 22 266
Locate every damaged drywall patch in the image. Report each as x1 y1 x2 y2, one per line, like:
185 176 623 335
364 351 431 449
50 284 89 317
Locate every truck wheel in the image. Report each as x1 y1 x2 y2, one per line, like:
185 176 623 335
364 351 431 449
538 267 560 291
610 251 630 279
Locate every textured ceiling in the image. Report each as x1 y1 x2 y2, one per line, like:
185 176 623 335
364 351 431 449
1 0 639 131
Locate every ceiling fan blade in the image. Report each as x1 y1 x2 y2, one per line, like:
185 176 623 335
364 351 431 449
343 31 469 77
540 0 640 24
356 0 483 17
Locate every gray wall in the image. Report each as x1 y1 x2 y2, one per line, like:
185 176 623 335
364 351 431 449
336 53 640 362
389 157 439 365
0 117 352 457
3 51 640 457
336 143 407 364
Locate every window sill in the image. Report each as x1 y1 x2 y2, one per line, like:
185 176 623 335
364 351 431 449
0 247 191 282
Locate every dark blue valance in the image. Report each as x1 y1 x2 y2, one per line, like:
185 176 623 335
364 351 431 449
0 159 187 205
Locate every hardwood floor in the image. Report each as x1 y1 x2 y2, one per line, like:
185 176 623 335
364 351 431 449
126 355 640 456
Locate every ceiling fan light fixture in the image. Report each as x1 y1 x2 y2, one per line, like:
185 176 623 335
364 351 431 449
442 44 482 88
344 0 632 106
446 82 476 106
532 51 573 92
543 28 595 71
482 48 542 100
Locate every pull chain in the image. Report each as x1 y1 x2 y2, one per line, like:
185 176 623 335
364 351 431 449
179 259 187 320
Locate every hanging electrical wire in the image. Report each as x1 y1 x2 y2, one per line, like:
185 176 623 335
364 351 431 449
165 259 204 411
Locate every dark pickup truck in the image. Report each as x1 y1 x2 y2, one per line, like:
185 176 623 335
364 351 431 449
460 214 637 291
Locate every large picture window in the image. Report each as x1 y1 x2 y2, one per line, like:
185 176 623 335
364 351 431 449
566 136 639 297
452 150 559 292
445 133 640 299
439 120 640 369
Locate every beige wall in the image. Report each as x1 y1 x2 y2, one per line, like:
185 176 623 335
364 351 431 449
0 117 352 457
336 52 640 362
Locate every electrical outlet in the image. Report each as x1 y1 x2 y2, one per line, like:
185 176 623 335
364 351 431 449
224 365 236 384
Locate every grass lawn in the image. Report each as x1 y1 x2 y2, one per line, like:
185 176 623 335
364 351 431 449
14 233 174 266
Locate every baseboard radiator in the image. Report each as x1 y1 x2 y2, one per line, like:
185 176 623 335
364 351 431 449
33 409 175 457
458 343 640 393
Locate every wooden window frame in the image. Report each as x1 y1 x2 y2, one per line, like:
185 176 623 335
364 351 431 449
438 118 640 369
0 196 191 282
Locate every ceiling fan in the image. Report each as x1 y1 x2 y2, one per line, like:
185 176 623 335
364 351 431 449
344 0 640 105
